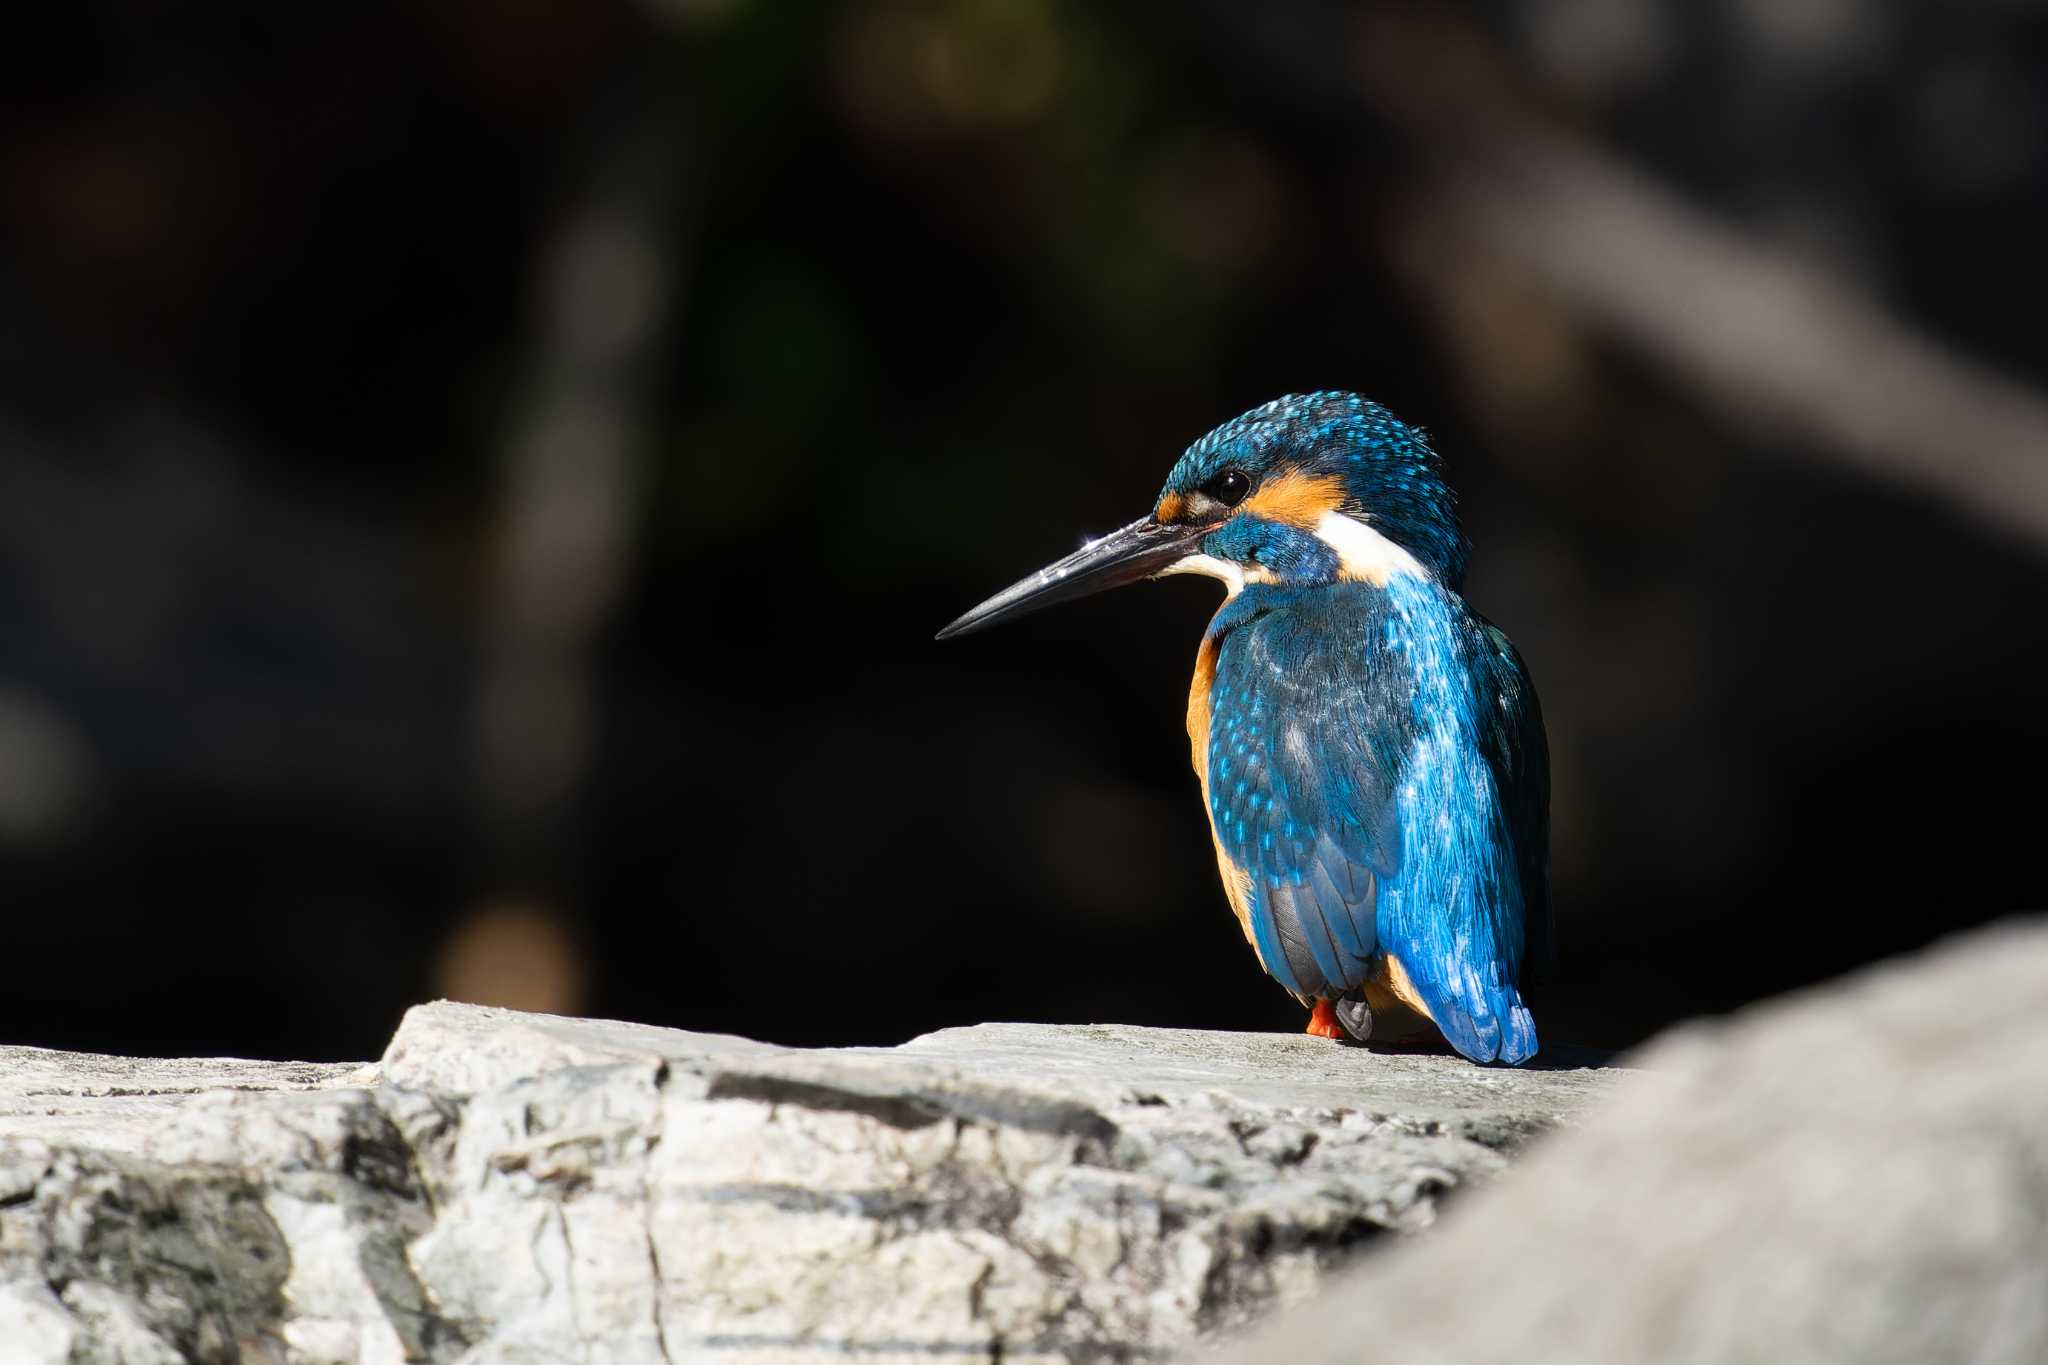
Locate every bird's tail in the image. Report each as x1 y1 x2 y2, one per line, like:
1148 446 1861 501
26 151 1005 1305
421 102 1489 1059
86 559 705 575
1429 972 1539 1066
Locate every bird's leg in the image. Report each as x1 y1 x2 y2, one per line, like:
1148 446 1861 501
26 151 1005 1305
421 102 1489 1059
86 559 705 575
1305 999 1345 1039
1334 991 1373 1042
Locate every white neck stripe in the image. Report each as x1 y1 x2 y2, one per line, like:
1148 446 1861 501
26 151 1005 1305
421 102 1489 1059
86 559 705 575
1313 511 1426 586
1154 513 1425 596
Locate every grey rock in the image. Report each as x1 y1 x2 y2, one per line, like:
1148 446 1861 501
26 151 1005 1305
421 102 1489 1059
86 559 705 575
1205 917 2048 1365
0 1008 1620 1363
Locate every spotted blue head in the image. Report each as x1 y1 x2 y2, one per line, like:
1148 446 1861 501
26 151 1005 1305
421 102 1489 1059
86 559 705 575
937 392 1469 638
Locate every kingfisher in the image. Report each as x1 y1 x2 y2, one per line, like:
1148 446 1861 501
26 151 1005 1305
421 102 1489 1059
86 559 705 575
938 393 1549 1064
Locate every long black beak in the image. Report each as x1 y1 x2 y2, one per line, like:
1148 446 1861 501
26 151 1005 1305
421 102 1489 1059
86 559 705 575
936 515 1208 640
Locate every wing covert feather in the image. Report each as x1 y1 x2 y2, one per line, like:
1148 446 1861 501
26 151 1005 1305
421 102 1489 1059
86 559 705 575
1206 589 1407 999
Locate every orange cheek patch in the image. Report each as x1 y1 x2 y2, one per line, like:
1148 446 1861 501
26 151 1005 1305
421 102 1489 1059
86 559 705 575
1154 491 1186 523
1241 470 1345 528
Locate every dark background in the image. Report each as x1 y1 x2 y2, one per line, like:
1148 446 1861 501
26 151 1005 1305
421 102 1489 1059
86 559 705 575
2 1 2044 1062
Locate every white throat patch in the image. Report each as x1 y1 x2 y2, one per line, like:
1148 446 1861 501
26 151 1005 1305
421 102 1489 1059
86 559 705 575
1156 552 1247 598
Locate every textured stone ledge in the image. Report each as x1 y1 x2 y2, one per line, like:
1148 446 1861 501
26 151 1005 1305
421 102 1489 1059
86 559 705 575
0 1007 1621 1363
1206 918 2048 1365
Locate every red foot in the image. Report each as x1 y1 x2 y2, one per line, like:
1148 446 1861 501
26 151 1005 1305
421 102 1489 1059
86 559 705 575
1305 999 1345 1040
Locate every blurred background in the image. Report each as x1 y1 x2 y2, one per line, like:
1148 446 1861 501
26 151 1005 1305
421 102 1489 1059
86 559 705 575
2 0 2045 1062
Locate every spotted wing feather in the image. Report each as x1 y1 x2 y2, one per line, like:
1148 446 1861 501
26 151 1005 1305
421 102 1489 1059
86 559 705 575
1206 589 1407 1000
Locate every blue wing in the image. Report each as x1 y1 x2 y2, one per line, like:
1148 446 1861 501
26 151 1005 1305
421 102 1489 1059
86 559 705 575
1207 589 1405 998
1207 580 1541 1064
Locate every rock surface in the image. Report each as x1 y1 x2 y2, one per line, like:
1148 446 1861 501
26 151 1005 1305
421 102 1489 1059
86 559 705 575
1206 918 2048 1365
0 1006 1620 1363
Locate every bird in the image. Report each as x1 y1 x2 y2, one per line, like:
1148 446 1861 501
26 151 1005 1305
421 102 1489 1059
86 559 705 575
937 392 1550 1065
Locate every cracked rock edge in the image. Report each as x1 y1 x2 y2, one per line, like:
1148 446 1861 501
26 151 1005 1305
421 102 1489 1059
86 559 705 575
0 1008 1621 1362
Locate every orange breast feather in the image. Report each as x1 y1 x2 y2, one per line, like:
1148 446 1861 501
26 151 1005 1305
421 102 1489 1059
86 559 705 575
1188 636 1259 952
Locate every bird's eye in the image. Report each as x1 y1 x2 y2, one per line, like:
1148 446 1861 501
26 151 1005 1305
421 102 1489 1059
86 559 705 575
1203 469 1251 508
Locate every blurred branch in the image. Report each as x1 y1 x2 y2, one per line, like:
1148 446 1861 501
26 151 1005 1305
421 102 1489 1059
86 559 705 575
478 69 690 878
1445 130 2048 547
1196 3 2048 549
